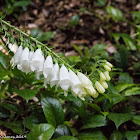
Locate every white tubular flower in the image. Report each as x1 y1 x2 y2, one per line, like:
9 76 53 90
100 72 106 81
21 47 30 74
100 81 108 89
77 72 92 87
104 71 111 81
29 51 34 61
58 64 71 91
50 63 59 88
69 70 81 94
43 55 53 82
8 42 18 53
78 87 88 100
104 65 111 72
30 48 45 79
95 81 105 94
13 45 23 67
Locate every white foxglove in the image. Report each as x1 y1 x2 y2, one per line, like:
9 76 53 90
13 45 23 68
78 87 88 100
50 63 59 88
85 86 97 97
30 48 44 79
69 70 81 94
58 64 71 91
29 51 34 61
77 72 92 87
21 47 30 74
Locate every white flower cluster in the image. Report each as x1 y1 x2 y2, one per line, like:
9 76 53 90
11 46 113 100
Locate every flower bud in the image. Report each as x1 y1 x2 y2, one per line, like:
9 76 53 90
85 86 96 97
100 72 106 81
100 81 108 89
104 65 111 72
104 71 111 81
77 72 92 87
92 91 98 98
95 81 105 94
106 61 113 68
50 63 59 88
78 87 88 100
58 64 71 91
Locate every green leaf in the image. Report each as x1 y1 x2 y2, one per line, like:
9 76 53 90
118 73 133 84
124 87 140 96
4 121 23 134
106 6 124 22
30 28 42 38
0 106 10 118
131 115 140 125
12 88 38 102
108 113 132 129
0 51 8 68
122 34 137 50
131 11 140 24
125 130 140 140
1 102 18 112
41 97 64 127
0 70 10 81
72 45 83 56
27 123 55 140
39 31 54 42
115 82 135 92
13 0 31 7
77 131 107 140
69 15 80 27
52 136 78 140
81 115 107 129
97 0 105 7
53 124 72 138
110 130 122 140
25 115 42 129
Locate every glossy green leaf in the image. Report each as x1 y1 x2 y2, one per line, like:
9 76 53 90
108 113 132 129
106 6 124 22
77 131 107 140
12 88 38 102
1 102 18 112
97 0 105 7
53 124 72 138
41 97 64 127
81 115 107 129
69 15 79 27
110 130 122 140
124 87 140 96
0 51 8 68
4 121 23 134
52 136 78 140
131 115 140 125
122 34 137 50
27 123 55 140
115 82 135 92
125 130 140 140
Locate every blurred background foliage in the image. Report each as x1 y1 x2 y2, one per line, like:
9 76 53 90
0 0 140 140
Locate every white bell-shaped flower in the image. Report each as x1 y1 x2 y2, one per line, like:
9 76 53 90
85 85 97 97
13 45 23 67
43 55 53 80
78 87 88 100
30 48 45 79
29 51 34 61
21 47 30 74
69 70 81 94
50 63 59 88
58 64 71 91
77 72 92 88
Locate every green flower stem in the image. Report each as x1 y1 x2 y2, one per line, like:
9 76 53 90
0 19 72 69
